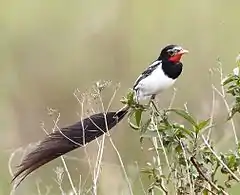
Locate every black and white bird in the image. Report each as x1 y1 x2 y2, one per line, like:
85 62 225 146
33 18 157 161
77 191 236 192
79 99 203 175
12 44 188 187
133 44 188 102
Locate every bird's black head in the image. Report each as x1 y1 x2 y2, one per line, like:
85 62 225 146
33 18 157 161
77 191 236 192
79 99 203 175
158 44 189 62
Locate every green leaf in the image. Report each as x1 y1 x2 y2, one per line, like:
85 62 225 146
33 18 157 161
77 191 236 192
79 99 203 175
121 90 135 106
135 109 143 127
195 119 210 133
120 97 128 104
236 96 240 102
173 123 193 137
127 108 143 130
128 119 140 130
222 75 238 86
127 111 140 130
175 144 182 154
202 188 209 195
127 90 134 100
167 108 197 127
228 103 240 120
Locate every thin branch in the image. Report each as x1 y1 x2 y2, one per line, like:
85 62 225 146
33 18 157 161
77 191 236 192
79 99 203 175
78 174 82 195
216 64 238 144
204 187 218 195
157 132 171 173
100 84 134 195
74 91 94 181
179 140 194 194
8 147 23 178
36 179 42 195
168 88 177 109
212 85 238 144
106 82 121 112
135 161 147 195
152 136 168 195
53 167 66 195
109 137 134 195
91 84 109 195
40 111 78 195
92 138 105 195
207 84 216 140
52 114 78 195
202 135 240 182
190 156 229 195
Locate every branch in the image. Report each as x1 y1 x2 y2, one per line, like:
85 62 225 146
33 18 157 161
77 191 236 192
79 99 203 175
190 156 229 195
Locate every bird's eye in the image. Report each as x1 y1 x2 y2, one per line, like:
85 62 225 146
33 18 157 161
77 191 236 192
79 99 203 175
168 50 174 56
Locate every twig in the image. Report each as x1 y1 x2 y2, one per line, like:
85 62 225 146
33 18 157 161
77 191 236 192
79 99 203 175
135 161 147 195
106 82 121 112
168 88 177 109
53 167 65 195
109 138 134 195
216 63 238 145
100 85 134 195
184 102 189 113
179 140 194 194
52 114 78 195
152 136 168 195
204 186 218 195
207 84 216 140
74 91 94 182
41 112 78 195
36 179 42 195
157 132 171 174
202 135 240 182
8 147 23 178
78 174 82 195
190 156 229 195
78 94 94 177
92 138 105 195
91 84 109 195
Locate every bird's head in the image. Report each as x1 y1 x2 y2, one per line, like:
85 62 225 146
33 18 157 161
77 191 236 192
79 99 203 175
159 45 189 63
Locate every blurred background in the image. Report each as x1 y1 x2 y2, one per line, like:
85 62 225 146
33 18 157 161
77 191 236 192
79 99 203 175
1 0 240 194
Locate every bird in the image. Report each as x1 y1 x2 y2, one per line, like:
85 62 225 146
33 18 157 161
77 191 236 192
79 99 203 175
133 44 188 102
12 44 188 187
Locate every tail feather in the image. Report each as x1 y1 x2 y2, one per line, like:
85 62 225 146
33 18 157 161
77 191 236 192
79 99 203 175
12 108 128 187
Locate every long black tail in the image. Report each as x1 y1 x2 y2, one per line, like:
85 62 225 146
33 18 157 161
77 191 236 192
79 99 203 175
12 108 129 187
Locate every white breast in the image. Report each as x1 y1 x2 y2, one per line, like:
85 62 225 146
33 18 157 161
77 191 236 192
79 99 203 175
134 64 176 100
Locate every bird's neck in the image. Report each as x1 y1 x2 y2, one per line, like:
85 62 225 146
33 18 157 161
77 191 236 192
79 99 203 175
161 60 183 79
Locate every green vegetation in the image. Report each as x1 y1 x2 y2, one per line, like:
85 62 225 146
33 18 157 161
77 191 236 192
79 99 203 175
122 60 240 194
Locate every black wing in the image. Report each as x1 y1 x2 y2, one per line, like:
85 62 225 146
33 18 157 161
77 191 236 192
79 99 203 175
133 60 161 89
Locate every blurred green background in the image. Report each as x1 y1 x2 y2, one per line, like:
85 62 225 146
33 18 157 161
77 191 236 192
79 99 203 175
1 0 240 194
